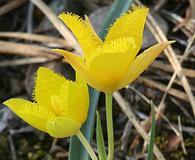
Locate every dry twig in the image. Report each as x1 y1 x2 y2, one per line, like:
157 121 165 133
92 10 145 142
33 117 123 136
0 0 27 16
178 116 187 154
135 0 195 118
126 86 180 136
29 0 81 53
0 32 71 48
157 33 195 118
0 57 57 68
114 91 166 160
151 61 195 79
0 40 57 58
137 77 189 102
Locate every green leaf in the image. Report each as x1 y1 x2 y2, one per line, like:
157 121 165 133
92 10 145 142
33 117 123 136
96 111 107 160
147 101 156 160
68 0 134 160
99 0 134 39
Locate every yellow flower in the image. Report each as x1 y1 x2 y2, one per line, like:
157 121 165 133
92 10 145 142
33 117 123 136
3 67 89 138
53 8 173 93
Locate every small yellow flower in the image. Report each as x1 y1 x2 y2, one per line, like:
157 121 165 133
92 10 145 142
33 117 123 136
3 67 89 138
53 7 173 93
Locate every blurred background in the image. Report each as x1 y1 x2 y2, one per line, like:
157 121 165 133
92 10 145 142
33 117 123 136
0 0 195 159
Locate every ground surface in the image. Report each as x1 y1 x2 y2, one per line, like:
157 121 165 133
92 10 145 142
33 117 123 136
0 0 195 159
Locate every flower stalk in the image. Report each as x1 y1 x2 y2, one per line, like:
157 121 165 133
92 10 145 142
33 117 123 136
105 93 114 160
76 130 98 160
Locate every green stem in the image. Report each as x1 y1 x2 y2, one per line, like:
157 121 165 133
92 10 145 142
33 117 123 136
105 93 114 160
76 130 98 160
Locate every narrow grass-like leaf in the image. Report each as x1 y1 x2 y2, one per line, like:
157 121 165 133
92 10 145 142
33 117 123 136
69 0 134 160
147 101 156 160
96 111 107 160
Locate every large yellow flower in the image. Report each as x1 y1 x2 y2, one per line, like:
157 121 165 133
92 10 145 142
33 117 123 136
53 8 173 93
3 67 89 138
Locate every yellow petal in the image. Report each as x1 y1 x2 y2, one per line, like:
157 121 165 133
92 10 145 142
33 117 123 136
53 49 112 92
51 94 68 116
52 49 98 88
59 13 102 57
87 37 137 61
67 78 89 124
86 38 137 92
52 49 85 70
50 76 89 124
47 117 81 138
84 15 102 44
52 49 88 78
105 7 149 53
3 98 55 132
75 71 86 85
34 67 67 113
116 41 174 90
